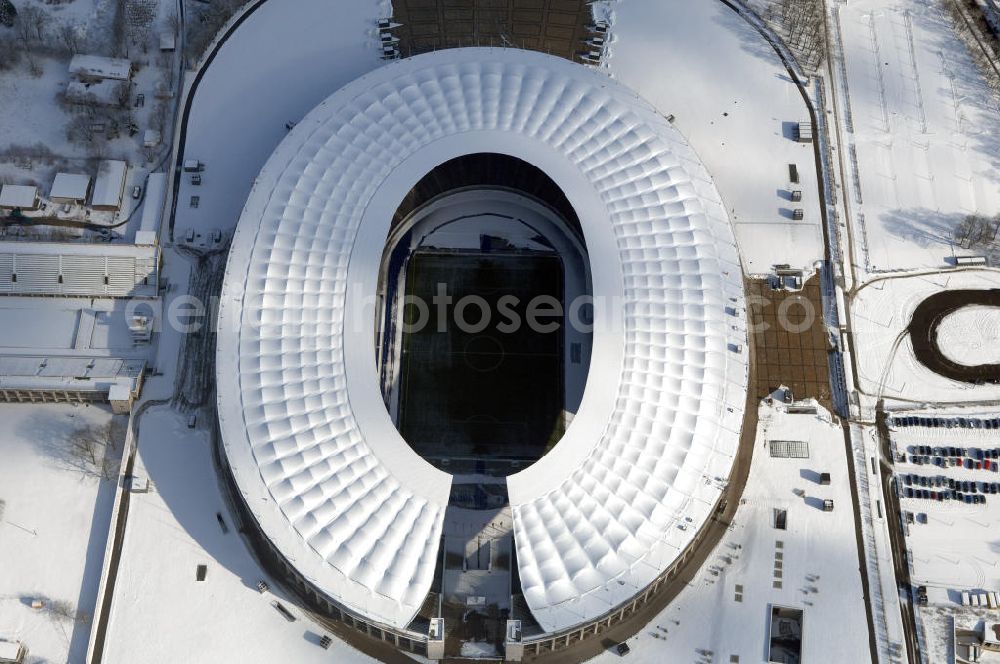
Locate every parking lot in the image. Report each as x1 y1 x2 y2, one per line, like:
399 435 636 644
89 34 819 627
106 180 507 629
889 415 1000 594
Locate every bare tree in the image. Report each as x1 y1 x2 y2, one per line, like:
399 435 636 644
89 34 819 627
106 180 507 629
67 419 126 480
67 114 95 145
58 23 82 55
0 34 23 71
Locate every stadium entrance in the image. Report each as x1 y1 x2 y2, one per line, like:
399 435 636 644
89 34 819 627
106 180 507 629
376 154 593 477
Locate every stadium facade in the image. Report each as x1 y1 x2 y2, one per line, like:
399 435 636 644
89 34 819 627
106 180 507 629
216 48 749 658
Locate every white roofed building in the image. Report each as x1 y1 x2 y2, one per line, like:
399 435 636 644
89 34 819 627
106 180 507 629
216 47 748 646
0 185 39 211
69 54 132 82
135 173 166 246
50 173 91 205
91 160 128 211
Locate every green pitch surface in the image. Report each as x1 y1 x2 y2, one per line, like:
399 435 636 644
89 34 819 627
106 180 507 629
398 251 565 466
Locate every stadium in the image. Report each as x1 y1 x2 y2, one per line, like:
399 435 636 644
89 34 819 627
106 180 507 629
215 47 749 659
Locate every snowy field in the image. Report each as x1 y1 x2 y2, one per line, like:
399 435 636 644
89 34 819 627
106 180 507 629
936 304 1000 366
605 0 825 275
851 269 1000 402
0 403 118 664
587 400 869 664
172 0 386 245
99 407 380 664
833 0 1000 275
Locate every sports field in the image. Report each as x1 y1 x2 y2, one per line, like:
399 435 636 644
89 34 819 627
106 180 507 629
397 251 565 468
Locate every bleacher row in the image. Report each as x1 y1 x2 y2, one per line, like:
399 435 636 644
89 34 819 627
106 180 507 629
0 247 158 297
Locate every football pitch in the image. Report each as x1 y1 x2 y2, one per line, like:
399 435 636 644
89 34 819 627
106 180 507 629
397 251 565 467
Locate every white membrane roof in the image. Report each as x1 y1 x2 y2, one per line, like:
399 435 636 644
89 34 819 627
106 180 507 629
217 48 748 632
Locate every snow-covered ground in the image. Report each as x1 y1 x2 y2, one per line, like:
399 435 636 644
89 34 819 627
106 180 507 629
936 304 1000 366
587 399 870 664
832 0 1000 276
0 402 118 664
172 0 386 246
605 0 825 275
99 407 380 664
851 269 1000 402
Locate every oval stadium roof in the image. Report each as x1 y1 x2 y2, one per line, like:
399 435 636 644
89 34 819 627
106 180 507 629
217 47 749 632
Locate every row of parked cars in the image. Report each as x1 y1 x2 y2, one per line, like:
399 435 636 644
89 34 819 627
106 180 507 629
906 445 1000 471
900 474 999 503
902 474 999 493
892 415 1000 429
902 487 988 504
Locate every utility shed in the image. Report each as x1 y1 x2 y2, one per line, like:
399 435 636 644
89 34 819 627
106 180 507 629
50 173 91 205
0 185 39 211
92 161 128 211
69 54 132 81
159 33 176 51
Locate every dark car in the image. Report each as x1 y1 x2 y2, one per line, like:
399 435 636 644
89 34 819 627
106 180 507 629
615 643 631 656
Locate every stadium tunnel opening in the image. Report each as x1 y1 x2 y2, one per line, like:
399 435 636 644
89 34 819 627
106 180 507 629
375 153 594 483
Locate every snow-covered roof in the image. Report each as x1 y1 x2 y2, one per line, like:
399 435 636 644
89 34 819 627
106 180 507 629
0 642 21 660
0 184 38 209
217 48 747 633
50 173 91 202
138 173 167 242
91 160 127 210
0 356 144 394
69 54 132 81
65 79 121 106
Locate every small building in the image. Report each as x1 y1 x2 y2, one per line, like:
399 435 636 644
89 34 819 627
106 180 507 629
69 54 133 82
91 160 128 211
135 172 166 246
159 33 176 51
0 185 39 211
795 121 813 143
65 79 123 107
143 129 161 148
50 173 91 205
0 640 25 664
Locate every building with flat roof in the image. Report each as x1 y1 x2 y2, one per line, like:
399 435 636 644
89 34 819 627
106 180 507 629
49 173 91 205
0 185 39 211
91 160 128 212
69 54 132 82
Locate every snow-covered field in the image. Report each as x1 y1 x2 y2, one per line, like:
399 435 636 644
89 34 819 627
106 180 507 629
851 269 1000 402
0 402 118 664
606 0 824 275
833 0 1000 276
172 0 386 246
587 399 870 664
100 407 379 664
937 304 1000 366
